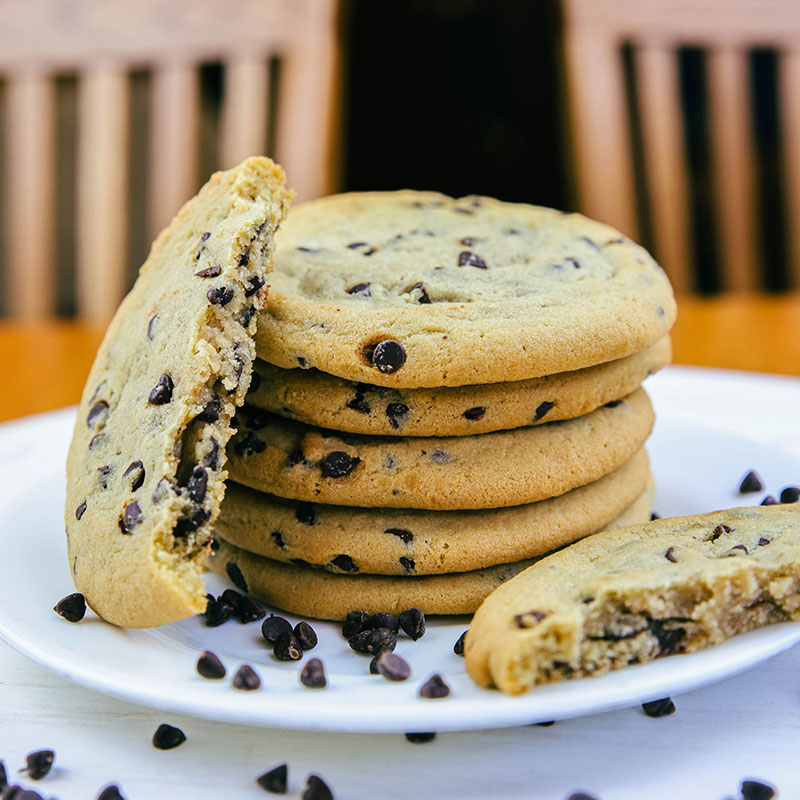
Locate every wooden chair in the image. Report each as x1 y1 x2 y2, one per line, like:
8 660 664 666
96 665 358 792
0 0 340 320
562 0 800 293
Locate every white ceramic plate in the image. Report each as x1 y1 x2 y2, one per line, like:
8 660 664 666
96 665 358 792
1 367 800 733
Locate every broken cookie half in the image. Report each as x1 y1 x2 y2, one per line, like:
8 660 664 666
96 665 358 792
465 505 800 694
64 157 293 627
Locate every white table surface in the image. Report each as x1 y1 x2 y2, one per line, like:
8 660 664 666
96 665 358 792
1 368 799 800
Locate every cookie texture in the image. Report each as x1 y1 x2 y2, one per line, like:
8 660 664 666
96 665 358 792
465 506 800 695
64 157 292 628
248 337 670 438
208 483 653 620
227 387 653 510
254 191 676 387
215 449 651 574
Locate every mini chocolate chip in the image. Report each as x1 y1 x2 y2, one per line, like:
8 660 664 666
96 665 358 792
398 608 426 640
294 621 318 650
370 339 406 373
514 610 547 627
194 264 221 278
453 631 467 655
241 305 256 327
234 431 266 456
342 610 369 638
400 556 415 573
207 286 234 306
174 507 210 537
565 257 581 269
152 723 186 749
97 785 127 800
244 275 265 297
430 449 452 464
197 396 221 423
196 650 226 679
459 236 481 246
54 592 86 622
88 432 106 450
205 599 232 627
385 527 413 543
724 544 749 556
204 438 220 469
271 531 286 549
256 763 288 794
780 486 800 503
119 501 142 534
296 502 316 525
22 750 54 780
761 495 778 505
300 657 327 689
405 732 436 744
273 632 303 661
364 613 399 632
147 314 158 339
710 524 732 541
233 664 261 690
123 460 145 491
419 673 450 699
404 281 431 303
98 464 112 488
321 451 360 478
665 547 677 563
287 447 305 466
346 281 371 295
374 650 411 681
346 391 370 414
740 779 777 800
75 501 87 520
262 614 293 643
87 400 109 428
148 374 174 405
187 466 208 503
349 627 397 655
463 406 486 421
533 401 555 422
642 697 675 717
739 471 764 493
220 588 244 613
385 402 410 429
226 562 248 592
758 537 771 546
457 250 487 268
303 775 334 800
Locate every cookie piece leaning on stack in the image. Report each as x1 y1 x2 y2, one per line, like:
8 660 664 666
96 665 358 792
208 191 677 620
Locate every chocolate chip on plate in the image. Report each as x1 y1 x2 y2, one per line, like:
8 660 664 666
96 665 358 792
273 632 303 661
398 608 426 640
761 495 778 506
349 627 397 655
294 621 318 650
233 664 261 691
566 793 599 800
194 264 222 278
370 339 406 373
300 657 327 689
303 774 334 800
364 613 399 632
196 650 226 679
453 631 467 656
96 785 127 800
21 750 54 780
262 614 293 643
148 374 174 405
641 697 676 717
780 486 800 503
740 778 777 800
665 546 677 563
374 650 411 681
739 470 764 493
342 610 368 638
321 451 360 479
256 763 288 794
236 595 266 624
419 674 450 699
405 732 436 744
53 592 86 622
205 599 232 628
152 723 186 749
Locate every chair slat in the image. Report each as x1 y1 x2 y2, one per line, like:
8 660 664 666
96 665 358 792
76 66 130 321
635 44 692 293
147 63 199 241
4 74 56 317
220 55 269 169
780 49 800 290
708 47 759 291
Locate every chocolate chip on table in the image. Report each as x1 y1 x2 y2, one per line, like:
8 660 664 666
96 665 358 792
118 501 143 534
87 400 109 428
780 486 800 503
370 339 406 373
419 674 450 699
194 264 222 278
642 697 676 717
96 785 127 800
342 610 369 638
321 451 360 479
207 286 234 306
300 657 327 689
363 613 399 632
294 621 318 650
122 460 145 491
346 282 371 296
761 495 778 505
385 527 413 543
256 763 288 794
665 546 677 563
196 650 226 679
739 470 765 493
405 732 436 744
148 374 174 405
21 750 54 780
244 275 265 297
453 631 467 656
462 406 486 421
220 588 245 613
233 664 261 690
385 402 410 429
374 650 411 681
273 632 304 661
740 779 777 800
53 592 86 622
533 401 555 422
457 251 487 268
399 608 426 640
566 793 599 800
205 599 232 627
349 627 397 655
187 466 208 503
303 774 334 800
226 562 248 592
262 614 293 643
152 723 186 749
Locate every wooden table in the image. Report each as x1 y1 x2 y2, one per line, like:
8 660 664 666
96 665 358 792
0 292 798 422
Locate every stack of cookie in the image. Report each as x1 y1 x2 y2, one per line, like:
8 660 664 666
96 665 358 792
209 191 676 620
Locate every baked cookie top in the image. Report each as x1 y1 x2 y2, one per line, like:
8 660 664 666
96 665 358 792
255 191 676 387
64 157 292 628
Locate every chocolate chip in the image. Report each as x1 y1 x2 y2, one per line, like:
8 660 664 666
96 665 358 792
349 627 397 655
296 502 316 525
294 621 318 650
287 447 305 467
399 608 426 640
533 401 555 422
256 764 288 793
710 523 732 541
514 610 547 627
22 750 54 780
300 657 327 689
405 281 431 303
739 471 764 493
226 562 248 592
173 507 210 536
651 512 661 520
98 464 112 488
147 314 158 339
273 632 303 661
75 501 87 520
148 374 174 405
463 406 486 420
534 720 555 727
374 650 411 681
238 249 250 267
187 466 208 503
205 599 232 627
385 402 410 429
740 779 777 800
364 613 399 632
665 546 677 562
118 501 142 534
271 531 286 550
430 449 452 464
399 556 415 573
647 618 685 654
220 588 244 613
88 432 106 450
152 723 186 749
347 242 376 255
196 650 226 679
194 264 221 278
240 305 256 327
457 251 487 268
303 775 334 800
123 460 145 491
207 286 234 306
405 732 436 744
250 371 262 392
97 785 127 800
342 610 369 638
244 275 265 297
642 697 675 717
459 236 481 246
195 231 211 258
346 390 370 414
53 592 86 622
724 544 749 556
565 257 581 269
197 396 221 423
384 527 413 543
232 664 261 690
204 438 220 469
262 614 293 643
297 356 309 368
321 451 360 478
87 400 109 428
780 486 800 503
0 760 6 792
758 537 770 546
234 595 266 624
761 495 778 505
234 431 266 456
419 673 450 699
346 281 371 296
453 631 467 655
370 339 406 373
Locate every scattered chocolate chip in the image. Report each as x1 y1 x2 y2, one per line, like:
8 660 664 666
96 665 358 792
463 406 486 421
533 401 555 422
370 339 406 373
87 400 109 428
75 501 87 520
346 282 371 296
123 460 145 491
234 431 266 456
399 608 426 640
256 763 288 794
204 438 220 469
740 779 777 800
226 562 248 592
385 402 410 429
194 264 221 278
346 390 370 414
229 593 266 624
739 471 764 493
374 650 411 681
294 621 318 650
384 527 413 543
21 750 54 780
349 627 397 655
665 547 677 563
207 286 234 306
97 785 127 800
342 610 369 638
220 588 244 612
642 697 676 717
54 592 86 622
296 502 316 525
233 664 261 690
152 723 186 749
244 276 265 297
399 556 415 573
453 631 467 655
205 599 232 627
566 794 599 800
761 495 778 505
196 651 226 679
457 251 487 268
364 613 399 632
0 760 6 791
758 537 771 546
321 451 359 479
147 314 158 339
303 775 334 800
331 554 359 572
534 720 555 727
197 396 221 423
514 610 547 627
405 732 436 744
262 614 293 643
780 486 800 503
148 374 174 405
273 632 303 661
300 657 327 689
119 501 142 534
419 674 450 699
187 466 208 503
724 544 749 556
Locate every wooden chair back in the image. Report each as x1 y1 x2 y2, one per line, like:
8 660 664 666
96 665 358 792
0 0 340 320
562 0 800 293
